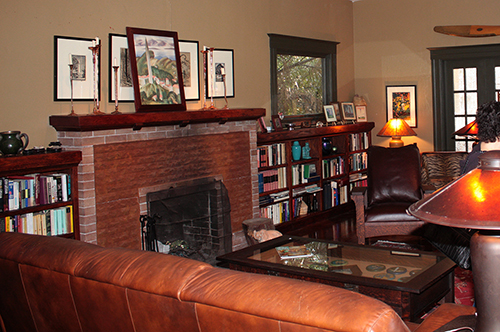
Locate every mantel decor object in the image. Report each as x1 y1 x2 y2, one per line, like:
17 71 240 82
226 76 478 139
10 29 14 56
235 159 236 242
292 141 301 161
68 61 76 116
205 48 234 103
112 61 121 114
0 131 29 156
89 37 104 115
126 27 186 112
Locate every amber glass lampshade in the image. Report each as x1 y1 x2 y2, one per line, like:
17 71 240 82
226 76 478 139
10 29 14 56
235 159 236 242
377 118 417 148
409 151 500 332
453 119 478 137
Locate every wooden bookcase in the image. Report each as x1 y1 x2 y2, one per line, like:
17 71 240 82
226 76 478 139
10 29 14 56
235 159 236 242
0 151 82 239
257 122 374 234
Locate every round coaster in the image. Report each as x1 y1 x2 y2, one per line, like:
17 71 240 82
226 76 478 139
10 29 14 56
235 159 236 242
409 269 421 276
398 276 412 282
366 264 386 272
373 273 395 280
387 266 407 275
330 259 348 266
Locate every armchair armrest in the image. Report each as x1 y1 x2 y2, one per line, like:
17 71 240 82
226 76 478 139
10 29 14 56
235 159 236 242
422 185 436 199
351 186 367 244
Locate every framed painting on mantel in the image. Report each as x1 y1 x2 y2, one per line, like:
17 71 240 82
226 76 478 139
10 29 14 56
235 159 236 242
126 27 186 112
179 40 200 101
386 85 417 127
108 33 134 103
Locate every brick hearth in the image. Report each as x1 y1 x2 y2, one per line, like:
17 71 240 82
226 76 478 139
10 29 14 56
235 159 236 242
51 110 264 251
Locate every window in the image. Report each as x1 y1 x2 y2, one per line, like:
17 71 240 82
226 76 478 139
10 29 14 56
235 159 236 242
269 34 338 118
431 44 500 151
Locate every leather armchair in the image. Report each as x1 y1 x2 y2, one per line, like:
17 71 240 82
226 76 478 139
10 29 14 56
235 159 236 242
352 144 426 244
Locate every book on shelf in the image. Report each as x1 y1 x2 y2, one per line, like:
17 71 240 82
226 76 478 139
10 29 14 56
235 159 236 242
322 157 344 179
258 143 286 167
349 132 369 152
349 152 367 172
275 245 314 259
258 167 287 193
292 163 317 186
2 206 73 236
260 201 289 225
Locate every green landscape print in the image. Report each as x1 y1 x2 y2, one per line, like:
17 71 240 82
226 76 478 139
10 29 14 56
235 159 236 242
133 34 181 105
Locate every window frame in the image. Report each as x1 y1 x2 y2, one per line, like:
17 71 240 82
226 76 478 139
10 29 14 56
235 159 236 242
269 34 339 121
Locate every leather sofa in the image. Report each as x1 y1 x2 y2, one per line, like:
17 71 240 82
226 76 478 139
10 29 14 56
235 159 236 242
0 232 410 332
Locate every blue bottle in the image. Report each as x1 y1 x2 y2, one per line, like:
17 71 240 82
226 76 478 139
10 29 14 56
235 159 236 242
292 141 302 161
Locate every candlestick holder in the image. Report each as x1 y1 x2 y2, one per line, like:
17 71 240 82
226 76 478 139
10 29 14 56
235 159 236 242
89 44 104 115
222 73 228 109
200 49 209 110
208 48 216 110
112 65 121 115
68 63 77 116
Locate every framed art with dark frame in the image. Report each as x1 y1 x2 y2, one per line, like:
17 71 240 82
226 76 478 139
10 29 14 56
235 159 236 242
205 48 234 98
54 35 99 101
323 105 336 123
386 85 417 127
271 115 283 131
341 102 356 121
126 27 186 112
109 33 134 102
332 102 342 122
179 40 200 101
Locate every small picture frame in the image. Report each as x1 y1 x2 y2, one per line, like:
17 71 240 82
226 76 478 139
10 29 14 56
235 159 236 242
355 105 367 122
332 102 343 122
258 117 268 133
108 33 134 102
54 35 99 101
179 40 200 101
271 115 283 131
126 27 186 112
205 48 234 98
341 102 356 121
323 105 336 123
386 85 417 127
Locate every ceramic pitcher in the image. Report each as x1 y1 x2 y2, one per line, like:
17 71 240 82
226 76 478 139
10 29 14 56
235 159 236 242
0 131 29 156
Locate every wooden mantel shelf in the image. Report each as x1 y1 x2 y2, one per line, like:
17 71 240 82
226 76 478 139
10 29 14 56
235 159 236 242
50 108 266 132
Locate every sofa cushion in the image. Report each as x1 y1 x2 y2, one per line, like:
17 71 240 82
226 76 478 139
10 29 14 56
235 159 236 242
367 144 423 206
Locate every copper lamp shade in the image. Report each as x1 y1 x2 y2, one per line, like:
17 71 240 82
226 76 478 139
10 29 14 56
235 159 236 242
377 118 417 148
453 120 478 137
409 151 500 332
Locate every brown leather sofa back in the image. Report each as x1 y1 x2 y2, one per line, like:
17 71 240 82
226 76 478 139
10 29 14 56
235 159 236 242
0 232 410 332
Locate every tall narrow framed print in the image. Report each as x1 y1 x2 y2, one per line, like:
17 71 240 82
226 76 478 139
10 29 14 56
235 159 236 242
179 40 200 101
54 36 99 101
205 48 234 98
126 27 186 112
386 85 417 127
109 33 134 102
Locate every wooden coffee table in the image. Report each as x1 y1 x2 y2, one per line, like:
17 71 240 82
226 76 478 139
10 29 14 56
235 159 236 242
217 236 456 322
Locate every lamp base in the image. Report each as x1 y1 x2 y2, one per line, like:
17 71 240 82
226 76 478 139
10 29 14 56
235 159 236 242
471 231 500 332
389 136 404 148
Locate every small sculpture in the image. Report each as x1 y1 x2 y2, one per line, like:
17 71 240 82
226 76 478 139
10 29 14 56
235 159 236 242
302 142 311 159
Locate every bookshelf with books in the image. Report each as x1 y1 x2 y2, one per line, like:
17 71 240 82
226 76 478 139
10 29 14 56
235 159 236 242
0 151 81 239
257 122 373 233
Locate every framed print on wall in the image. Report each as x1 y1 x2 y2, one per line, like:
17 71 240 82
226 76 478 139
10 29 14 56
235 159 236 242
386 85 417 127
109 33 134 102
126 27 186 112
179 40 200 101
341 102 356 121
323 105 336 123
54 35 99 101
205 48 234 98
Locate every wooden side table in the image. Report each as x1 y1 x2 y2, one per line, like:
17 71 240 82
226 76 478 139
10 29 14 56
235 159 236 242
414 303 476 331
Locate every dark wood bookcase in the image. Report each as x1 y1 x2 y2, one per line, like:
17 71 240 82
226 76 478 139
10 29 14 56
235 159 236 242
0 151 82 239
257 122 374 234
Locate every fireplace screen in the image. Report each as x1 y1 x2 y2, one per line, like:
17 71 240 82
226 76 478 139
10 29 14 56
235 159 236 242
143 177 231 265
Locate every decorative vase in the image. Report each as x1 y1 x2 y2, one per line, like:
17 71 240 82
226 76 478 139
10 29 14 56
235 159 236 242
302 142 311 159
0 131 29 156
322 138 332 155
292 141 302 161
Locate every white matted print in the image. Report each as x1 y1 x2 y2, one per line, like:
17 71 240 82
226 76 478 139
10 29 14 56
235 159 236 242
205 48 234 98
179 40 200 101
109 33 134 102
355 105 367 122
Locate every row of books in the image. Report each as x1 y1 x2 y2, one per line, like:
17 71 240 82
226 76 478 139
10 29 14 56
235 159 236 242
349 152 368 172
322 156 345 179
259 190 289 205
291 164 319 186
323 180 349 209
260 201 290 225
349 132 369 152
1 173 71 212
258 143 286 167
258 167 287 193
1 206 74 236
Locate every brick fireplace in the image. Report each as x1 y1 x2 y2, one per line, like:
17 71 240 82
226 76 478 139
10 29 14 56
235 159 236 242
50 109 264 251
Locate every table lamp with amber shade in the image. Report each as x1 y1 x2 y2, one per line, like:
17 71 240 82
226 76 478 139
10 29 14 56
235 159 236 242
453 119 478 137
409 151 500 332
377 118 417 148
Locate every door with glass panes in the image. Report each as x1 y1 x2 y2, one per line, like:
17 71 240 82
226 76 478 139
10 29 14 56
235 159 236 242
431 44 500 152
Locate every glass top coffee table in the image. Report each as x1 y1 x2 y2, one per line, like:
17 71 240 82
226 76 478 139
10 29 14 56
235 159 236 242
217 236 456 322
